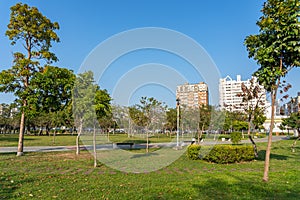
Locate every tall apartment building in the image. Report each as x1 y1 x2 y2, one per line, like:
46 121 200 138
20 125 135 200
219 75 267 113
176 82 209 107
281 92 300 115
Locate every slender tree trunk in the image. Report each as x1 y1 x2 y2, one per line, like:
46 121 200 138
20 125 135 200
76 120 83 155
263 91 276 181
263 57 282 182
248 121 258 158
17 101 26 156
146 129 149 153
291 136 300 153
53 128 57 145
93 124 97 168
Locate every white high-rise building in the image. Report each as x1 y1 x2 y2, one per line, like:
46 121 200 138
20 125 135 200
219 75 267 113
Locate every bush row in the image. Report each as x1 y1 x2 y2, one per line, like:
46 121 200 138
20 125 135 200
187 144 255 164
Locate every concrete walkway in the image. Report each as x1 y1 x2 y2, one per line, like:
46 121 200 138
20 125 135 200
0 136 288 153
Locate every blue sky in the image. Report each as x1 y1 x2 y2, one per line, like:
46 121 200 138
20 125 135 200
0 0 299 107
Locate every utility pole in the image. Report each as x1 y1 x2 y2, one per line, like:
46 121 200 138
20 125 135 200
176 98 180 148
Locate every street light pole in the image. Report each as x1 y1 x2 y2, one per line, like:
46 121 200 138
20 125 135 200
176 98 180 148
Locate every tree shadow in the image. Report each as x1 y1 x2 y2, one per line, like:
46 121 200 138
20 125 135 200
0 136 36 143
130 152 159 159
192 175 299 199
257 150 289 161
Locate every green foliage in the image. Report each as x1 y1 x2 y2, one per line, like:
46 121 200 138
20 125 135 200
0 3 60 97
187 144 255 164
186 144 201 160
73 71 112 130
282 112 300 132
232 120 248 131
129 97 166 129
166 108 177 131
204 145 255 164
245 0 300 91
230 132 242 144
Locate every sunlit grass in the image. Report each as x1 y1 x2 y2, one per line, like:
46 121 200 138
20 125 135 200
0 140 299 199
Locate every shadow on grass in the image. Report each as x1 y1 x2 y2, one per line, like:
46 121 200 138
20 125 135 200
257 150 289 161
0 173 35 199
0 136 36 143
192 175 299 199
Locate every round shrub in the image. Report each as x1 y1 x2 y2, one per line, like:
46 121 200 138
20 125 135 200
187 144 201 160
187 144 255 164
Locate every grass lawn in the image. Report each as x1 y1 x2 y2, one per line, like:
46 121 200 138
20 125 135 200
0 133 181 147
0 139 299 199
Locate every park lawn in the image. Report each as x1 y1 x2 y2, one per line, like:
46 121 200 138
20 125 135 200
0 134 81 147
0 140 299 199
0 133 179 147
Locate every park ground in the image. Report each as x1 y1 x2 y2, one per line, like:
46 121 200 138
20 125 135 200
0 135 299 199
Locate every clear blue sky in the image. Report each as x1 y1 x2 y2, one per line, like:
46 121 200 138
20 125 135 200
0 0 299 107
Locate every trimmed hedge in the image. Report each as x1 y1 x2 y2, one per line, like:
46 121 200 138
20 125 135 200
187 144 255 164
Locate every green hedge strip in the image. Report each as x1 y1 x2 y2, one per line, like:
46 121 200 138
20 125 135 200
187 144 255 164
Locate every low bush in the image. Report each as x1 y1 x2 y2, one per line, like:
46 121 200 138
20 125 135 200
186 144 202 160
187 144 255 164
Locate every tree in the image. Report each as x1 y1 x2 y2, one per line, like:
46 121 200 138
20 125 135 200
73 70 112 168
0 3 59 156
237 77 267 157
73 71 97 155
198 105 211 143
32 66 75 141
244 0 300 181
166 108 177 135
282 112 300 152
129 97 166 153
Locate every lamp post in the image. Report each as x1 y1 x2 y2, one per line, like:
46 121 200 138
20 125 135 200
176 98 180 148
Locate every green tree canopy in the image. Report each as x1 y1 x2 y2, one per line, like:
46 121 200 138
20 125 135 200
0 3 60 156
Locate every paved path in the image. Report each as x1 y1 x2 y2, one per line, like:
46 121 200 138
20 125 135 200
0 136 288 153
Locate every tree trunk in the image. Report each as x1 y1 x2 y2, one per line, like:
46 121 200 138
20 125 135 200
291 136 300 153
17 105 26 156
76 120 83 155
53 128 57 145
146 129 149 153
93 124 97 168
248 121 258 158
263 91 276 182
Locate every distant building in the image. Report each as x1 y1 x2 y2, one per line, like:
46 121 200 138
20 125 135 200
280 92 300 115
219 75 267 113
176 82 209 107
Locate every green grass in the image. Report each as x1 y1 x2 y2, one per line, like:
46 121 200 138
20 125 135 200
0 133 180 147
0 140 299 199
0 134 81 147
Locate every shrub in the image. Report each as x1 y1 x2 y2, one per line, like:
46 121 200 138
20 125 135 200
230 132 242 144
187 144 255 163
186 144 201 160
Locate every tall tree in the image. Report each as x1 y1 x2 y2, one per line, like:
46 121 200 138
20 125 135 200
0 3 59 156
129 97 166 153
32 66 75 139
244 0 300 181
73 71 112 160
73 71 97 155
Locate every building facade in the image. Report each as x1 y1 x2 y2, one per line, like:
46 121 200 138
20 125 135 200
219 75 267 113
176 82 209 107
280 92 300 115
